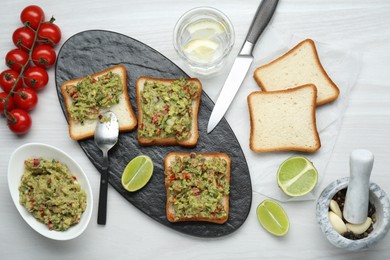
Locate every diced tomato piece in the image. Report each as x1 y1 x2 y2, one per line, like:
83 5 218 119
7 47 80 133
33 158 40 167
152 113 159 124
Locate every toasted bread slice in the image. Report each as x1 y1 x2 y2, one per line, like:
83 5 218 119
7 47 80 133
248 84 321 153
136 77 202 147
164 152 231 224
254 39 339 106
61 65 137 140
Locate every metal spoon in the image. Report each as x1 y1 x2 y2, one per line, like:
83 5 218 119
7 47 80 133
94 111 119 225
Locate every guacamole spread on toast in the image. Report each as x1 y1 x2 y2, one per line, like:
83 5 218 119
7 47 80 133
165 153 229 221
65 71 123 124
139 79 199 141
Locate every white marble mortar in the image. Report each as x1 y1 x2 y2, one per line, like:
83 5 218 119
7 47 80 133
316 177 390 251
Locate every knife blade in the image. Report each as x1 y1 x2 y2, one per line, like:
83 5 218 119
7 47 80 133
207 0 279 133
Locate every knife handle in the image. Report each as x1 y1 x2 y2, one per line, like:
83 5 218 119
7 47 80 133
245 0 279 45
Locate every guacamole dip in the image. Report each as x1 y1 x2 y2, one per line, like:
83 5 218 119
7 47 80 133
19 158 87 231
165 153 229 220
65 71 123 124
139 79 199 140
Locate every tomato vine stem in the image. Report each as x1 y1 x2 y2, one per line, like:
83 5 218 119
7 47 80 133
2 21 42 121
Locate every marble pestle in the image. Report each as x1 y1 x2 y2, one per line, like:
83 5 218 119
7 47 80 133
343 149 374 224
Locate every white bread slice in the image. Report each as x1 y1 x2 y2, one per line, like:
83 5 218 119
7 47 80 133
248 84 321 153
254 39 339 106
136 77 202 147
61 65 137 140
164 152 230 224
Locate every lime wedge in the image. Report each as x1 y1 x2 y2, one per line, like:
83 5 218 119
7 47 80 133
182 39 219 63
277 156 318 197
257 200 289 236
186 20 225 39
121 155 153 192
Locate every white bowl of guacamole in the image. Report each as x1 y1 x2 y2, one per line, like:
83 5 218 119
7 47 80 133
8 143 93 240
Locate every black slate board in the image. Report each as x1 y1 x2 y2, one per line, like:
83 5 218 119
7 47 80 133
55 30 252 238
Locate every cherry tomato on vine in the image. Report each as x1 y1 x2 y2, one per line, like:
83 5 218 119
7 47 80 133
0 69 23 93
14 88 38 111
12 27 35 51
38 21 61 46
23 67 49 91
20 5 45 30
5 49 29 72
0 92 15 114
32 45 56 68
7 108 32 135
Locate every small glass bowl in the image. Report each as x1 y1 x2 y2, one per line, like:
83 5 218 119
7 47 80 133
173 7 235 76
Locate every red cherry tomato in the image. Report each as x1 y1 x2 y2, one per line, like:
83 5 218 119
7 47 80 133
0 69 23 93
23 67 49 91
12 27 35 50
7 108 32 135
38 22 61 46
32 45 56 68
5 49 29 72
20 5 45 30
0 92 15 114
14 88 38 111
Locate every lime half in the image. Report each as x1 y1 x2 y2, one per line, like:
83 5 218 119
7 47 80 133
121 155 153 192
257 200 289 236
277 156 318 197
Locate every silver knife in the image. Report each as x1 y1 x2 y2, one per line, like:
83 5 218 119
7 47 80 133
207 0 279 133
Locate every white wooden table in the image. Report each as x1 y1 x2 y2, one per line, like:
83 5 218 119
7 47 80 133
1 1 389 259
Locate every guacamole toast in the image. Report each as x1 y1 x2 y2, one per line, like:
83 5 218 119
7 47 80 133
61 65 137 140
136 77 202 147
164 152 230 224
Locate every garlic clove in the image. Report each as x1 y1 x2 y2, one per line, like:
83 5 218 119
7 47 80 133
346 217 372 235
330 200 343 218
329 211 347 234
